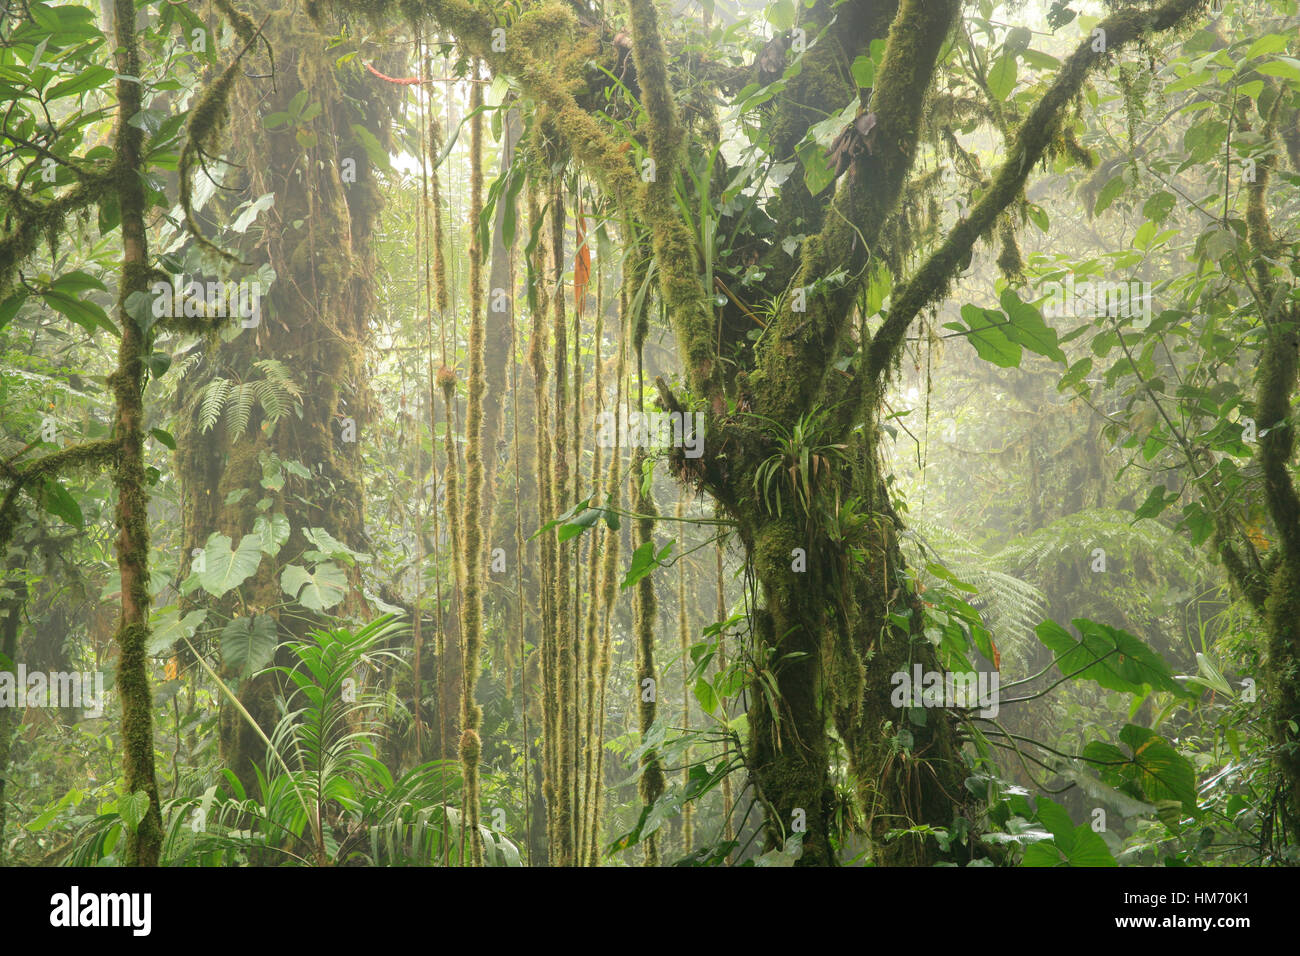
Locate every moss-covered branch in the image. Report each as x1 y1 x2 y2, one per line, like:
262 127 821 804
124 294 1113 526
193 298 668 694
326 0 645 205
623 0 723 406
0 441 117 556
864 0 1208 391
458 74 487 867
1246 113 1300 563
764 0 900 244
749 0 962 425
1244 112 1300 840
0 176 116 303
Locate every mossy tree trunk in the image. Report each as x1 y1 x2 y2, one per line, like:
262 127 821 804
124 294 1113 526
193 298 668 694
106 0 166 866
174 0 400 793
1236 122 1300 845
623 0 1203 865
0 563 25 864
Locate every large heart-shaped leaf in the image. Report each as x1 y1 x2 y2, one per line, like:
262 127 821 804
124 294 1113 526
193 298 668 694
119 791 151 835
303 526 369 564
147 607 207 656
220 614 278 678
1082 724 1198 812
199 533 264 597
1021 825 1116 867
252 513 290 557
281 562 347 611
1000 289 1066 363
1017 797 1117 866
953 304 1021 368
1035 617 1188 697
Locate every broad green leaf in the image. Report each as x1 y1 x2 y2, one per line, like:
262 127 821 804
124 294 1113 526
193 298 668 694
958 303 1021 368
1142 191 1176 223
199 533 264 597
558 507 603 542
694 676 719 715
1021 48 1060 70
1182 119 1227 166
1083 724 1198 812
753 834 803 866
621 541 672 591
796 139 835 196
350 123 392 171
119 791 150 834
1165 69 1212 93
39 477 83 528
1000 290 1066 363
1063 765 1156 817
25 788 82 832
149 427 176 450
1035 618 1188 697
1257 56 1300 83
304 526 369 564
987 53 1017 100
1032 798 1076 846
1021 824 1116 866
147 608 207 656
924 561 978 593
1094 175 1126 216
252 513 291 556
281 562 348 611
1134 485 1176 520
766 0 795 31
532 498 591 538
1058 356 1093 393
1244 34 1288 61
43 288 116 336
0 293 25 329
851 54 874 88
50 270 106 294
220 614 278 678
47 65 113 99
231 192 274 233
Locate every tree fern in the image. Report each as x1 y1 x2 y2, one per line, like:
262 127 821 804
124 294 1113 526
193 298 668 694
903 518 1047 667
991 508 1199 583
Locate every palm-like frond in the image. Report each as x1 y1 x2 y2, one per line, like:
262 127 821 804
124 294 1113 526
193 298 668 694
196 363 303 437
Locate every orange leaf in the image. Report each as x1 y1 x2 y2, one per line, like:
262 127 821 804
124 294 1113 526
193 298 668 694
364 62 423 85
991 639 1001 671
574 197 590 320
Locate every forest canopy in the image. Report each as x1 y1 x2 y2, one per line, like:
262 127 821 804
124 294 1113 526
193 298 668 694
0 0 1298 876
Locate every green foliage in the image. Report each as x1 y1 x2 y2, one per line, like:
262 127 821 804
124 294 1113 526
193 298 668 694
1035 617 1192 698
197 532 264 597
1082 723 1198 814
66 617 520 866
197 360 304 437
750 407 847 520
219 614 277 679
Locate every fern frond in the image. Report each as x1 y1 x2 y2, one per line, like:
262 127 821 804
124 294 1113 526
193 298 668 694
992 508 1199 582
198 378 231 433
226 383 256 437
254 359 303 399
257 379 286 424
903 517 1048 667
